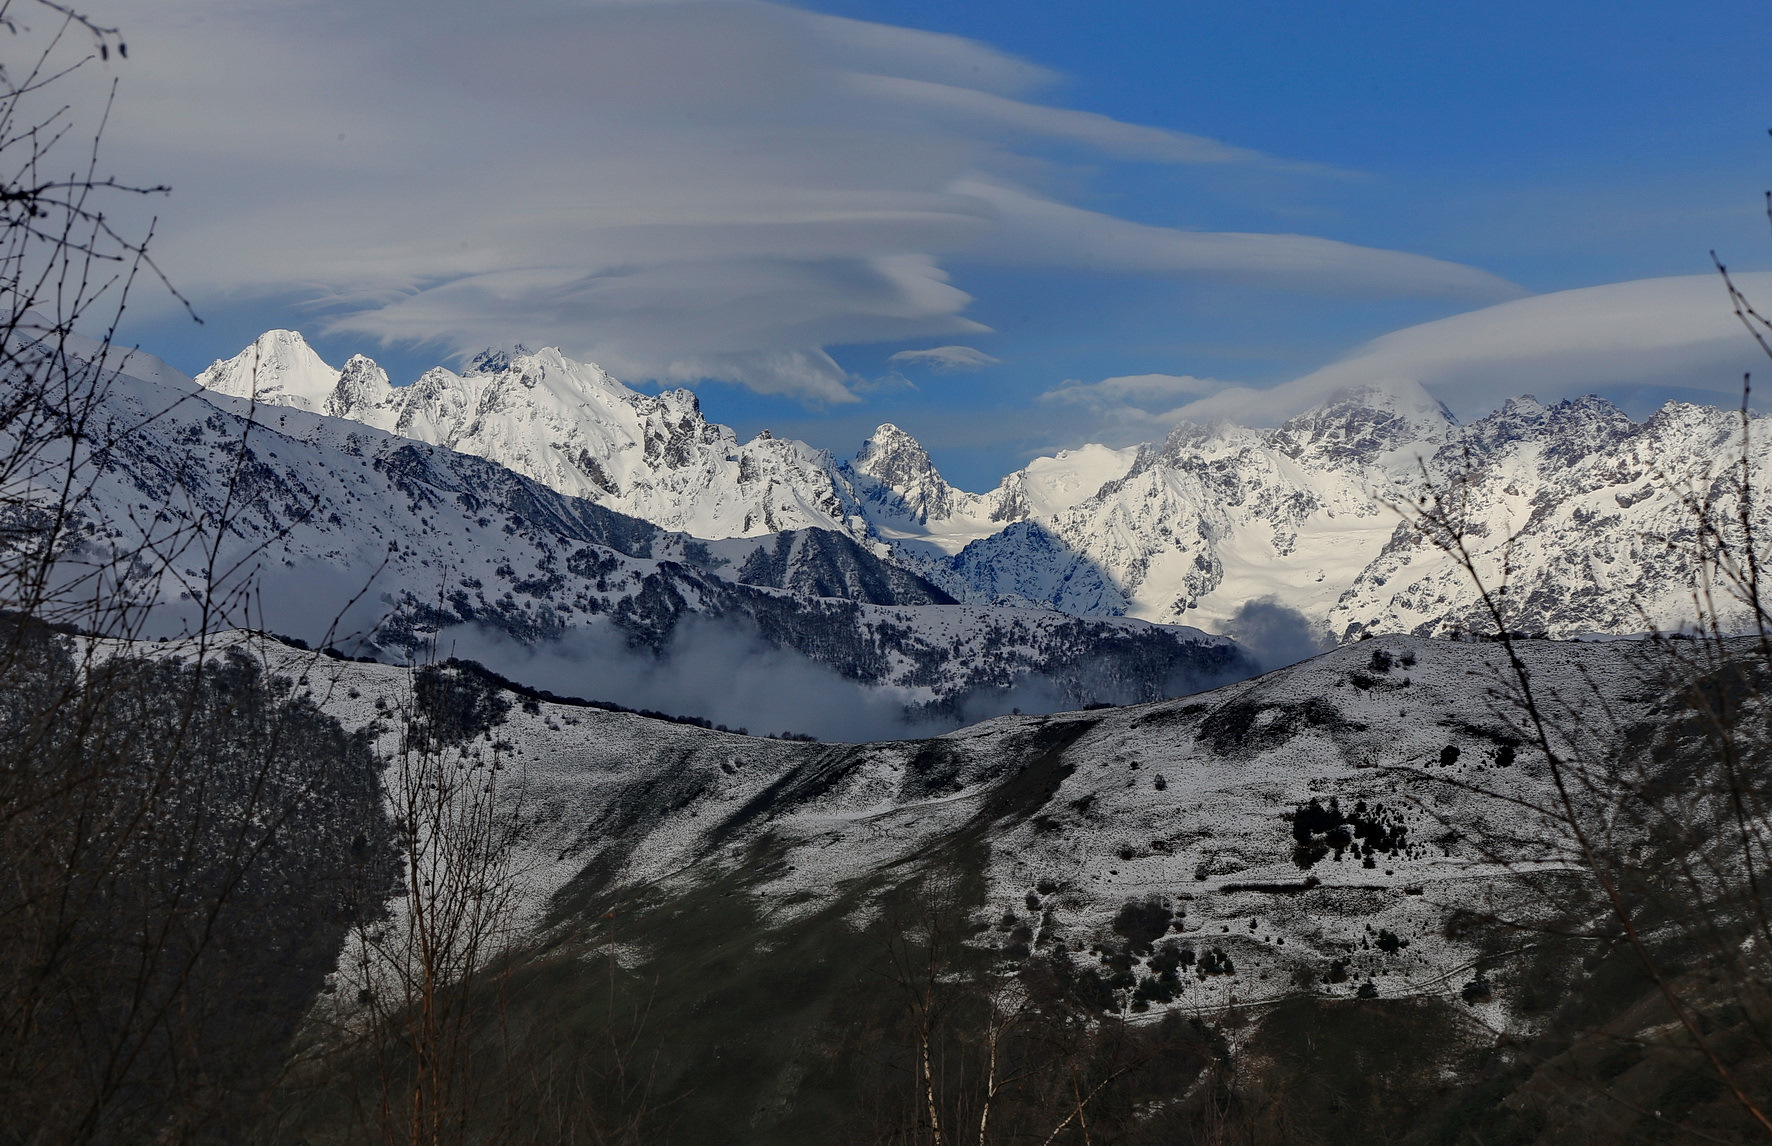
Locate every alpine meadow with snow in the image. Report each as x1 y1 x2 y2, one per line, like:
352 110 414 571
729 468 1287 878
8 2 1772 1144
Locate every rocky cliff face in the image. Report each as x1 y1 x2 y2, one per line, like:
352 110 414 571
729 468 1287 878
847 422 981 526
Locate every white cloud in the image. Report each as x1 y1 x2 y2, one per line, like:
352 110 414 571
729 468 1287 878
1160 272 1772 426
888 345 1000 371
1042 373 1229 408
957 180 1524 298
845 75 1272 165
98 0 1520 400
1034 373 1233 441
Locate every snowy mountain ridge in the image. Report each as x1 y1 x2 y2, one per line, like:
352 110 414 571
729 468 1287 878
198 333 869 542
31 348 1249 739
197 331 1771 643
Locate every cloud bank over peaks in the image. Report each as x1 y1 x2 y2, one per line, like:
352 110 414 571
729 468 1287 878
1043 273 1772 439
110 0 1519 401
955 180 1522 299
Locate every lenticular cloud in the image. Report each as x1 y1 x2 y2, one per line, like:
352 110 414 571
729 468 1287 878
105 0 1518 399
1154 272 1772 427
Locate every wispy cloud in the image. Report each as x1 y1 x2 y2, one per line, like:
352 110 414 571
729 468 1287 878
888 345 1000 371
956 180 1522 297
1042 373 1229 409
1033 373 1232 440
104 0 1520 401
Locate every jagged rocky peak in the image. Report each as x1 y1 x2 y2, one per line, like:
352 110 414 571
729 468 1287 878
1144 418 1261 466
1635 399 1751 461
476 345 632 405
1457 393 1634 461
851 422 962 523
465 344 532 375
329 354 394 419
1276 381 1458 464
854 423 937 484
192 330 868 542
195 329 340 413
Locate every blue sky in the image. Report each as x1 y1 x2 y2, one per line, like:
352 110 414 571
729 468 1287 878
107 0 1772 488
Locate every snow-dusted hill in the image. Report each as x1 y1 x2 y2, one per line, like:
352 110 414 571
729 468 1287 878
31 351 1248 738
231 629 1643 1022
199 331 1765 644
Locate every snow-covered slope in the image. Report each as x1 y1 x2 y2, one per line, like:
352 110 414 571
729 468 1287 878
236 630 1651 1022
196 331 1768 643
1027 385 1458 631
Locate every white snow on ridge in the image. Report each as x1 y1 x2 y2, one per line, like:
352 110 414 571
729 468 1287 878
197 334 873 542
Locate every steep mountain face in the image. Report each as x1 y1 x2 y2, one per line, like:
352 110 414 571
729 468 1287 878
1332 396 1762 639
933 521 1131 614
846 421 981 526
30 356 1248 737
1026 385 1458 631
196 331 1768 643
713 528 950 605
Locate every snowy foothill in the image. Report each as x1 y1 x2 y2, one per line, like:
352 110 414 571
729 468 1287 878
137 627 1655 1027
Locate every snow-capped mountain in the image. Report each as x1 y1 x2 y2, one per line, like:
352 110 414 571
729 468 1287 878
194 327 344 413
1025 385 1461 631
38 348 1249 738
1015 386 1772 639
198 333 873 541
197 331 1771 643
1331 395 1765 638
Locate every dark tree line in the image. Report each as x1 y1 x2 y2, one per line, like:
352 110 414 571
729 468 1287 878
0 622 394 1143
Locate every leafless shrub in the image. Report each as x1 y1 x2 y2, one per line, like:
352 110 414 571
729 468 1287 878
0 7 424 1143
1382 200 1772 1138
335 663 528 1146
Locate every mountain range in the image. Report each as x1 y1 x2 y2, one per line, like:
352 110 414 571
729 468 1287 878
25 338 1245 740
16 325 1765 1141
200 330 1772 643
